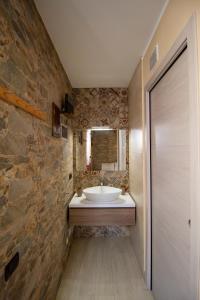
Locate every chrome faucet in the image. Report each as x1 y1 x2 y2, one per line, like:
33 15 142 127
100 178 104 186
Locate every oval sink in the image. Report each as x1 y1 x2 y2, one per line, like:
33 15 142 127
83 186 121 202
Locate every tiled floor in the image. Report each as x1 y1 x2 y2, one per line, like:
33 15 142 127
56 237 154 300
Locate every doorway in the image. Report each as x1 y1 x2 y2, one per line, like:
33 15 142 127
145 16 200 300
150 46 190 300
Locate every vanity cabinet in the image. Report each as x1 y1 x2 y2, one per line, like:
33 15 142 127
68 193 136 226
69 207 135 226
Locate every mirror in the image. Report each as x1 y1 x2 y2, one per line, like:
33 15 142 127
75 128 127 171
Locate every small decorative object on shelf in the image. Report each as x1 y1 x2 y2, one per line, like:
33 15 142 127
77 186 82 197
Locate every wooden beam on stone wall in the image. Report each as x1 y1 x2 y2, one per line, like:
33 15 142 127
0 86 47 121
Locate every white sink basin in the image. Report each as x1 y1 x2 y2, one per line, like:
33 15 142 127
83 186 121 203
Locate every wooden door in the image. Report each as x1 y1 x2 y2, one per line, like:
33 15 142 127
150 48 191 300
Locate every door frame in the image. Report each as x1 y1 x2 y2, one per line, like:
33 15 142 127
144 15 200 299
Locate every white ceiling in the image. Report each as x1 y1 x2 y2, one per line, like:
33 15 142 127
35 0 168 88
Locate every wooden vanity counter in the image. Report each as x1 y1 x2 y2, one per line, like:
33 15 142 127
68 193 135 226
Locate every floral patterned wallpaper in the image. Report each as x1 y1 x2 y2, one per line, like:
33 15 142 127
72 88 129 191
72 88 128 129
74 225 130 238
74 170 129 190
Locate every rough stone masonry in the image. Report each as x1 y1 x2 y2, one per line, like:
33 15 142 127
0 1 73 299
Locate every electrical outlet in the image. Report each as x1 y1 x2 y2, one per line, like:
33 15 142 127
5 252 19 281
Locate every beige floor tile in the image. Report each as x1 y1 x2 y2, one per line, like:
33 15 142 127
56 237 154 300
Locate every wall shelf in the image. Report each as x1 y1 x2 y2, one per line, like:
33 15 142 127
0 86 47 122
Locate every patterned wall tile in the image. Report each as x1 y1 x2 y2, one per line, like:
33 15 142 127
73 87 129 191
72 88 130 238
72 88 128 129
74 225 131 238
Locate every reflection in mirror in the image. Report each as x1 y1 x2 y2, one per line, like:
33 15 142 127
75 128 127 171
91 129 117 170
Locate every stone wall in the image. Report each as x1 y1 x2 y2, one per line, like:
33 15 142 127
0 1 73 300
